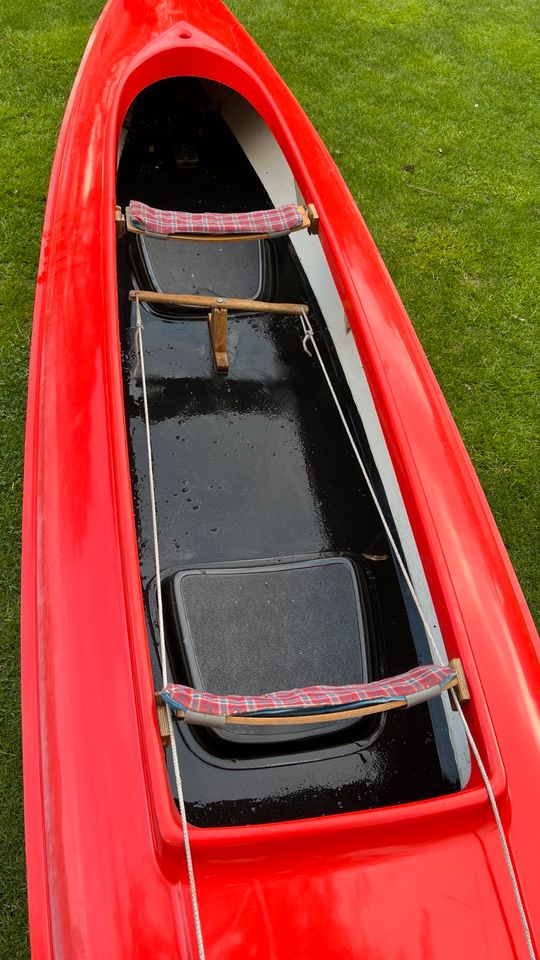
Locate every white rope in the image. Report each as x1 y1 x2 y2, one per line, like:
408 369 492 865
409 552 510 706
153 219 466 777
299 309 443 666
135 297 206 960
132 295 534 959
300 309 536 960
451 692 535 959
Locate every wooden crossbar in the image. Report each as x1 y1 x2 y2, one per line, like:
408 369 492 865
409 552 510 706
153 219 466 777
128 290 307 315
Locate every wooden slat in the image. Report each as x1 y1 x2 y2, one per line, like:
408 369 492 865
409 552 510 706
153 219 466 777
208 307 228 373
129 290 308 315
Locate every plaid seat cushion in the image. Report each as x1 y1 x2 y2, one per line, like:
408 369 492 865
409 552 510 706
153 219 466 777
128 200 304 237
160 664 456 719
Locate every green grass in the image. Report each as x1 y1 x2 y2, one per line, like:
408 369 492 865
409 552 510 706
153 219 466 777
0 0 538 954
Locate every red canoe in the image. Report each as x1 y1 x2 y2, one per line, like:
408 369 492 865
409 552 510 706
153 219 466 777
22 1 540 957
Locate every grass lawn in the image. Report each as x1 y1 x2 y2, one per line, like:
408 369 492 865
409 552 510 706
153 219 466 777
0 0 538 954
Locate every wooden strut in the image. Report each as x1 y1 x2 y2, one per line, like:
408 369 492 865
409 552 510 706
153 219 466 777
128 290 307 315
208 307 228 373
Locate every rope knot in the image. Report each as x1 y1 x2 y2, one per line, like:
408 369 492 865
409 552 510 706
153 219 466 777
300 308 314 357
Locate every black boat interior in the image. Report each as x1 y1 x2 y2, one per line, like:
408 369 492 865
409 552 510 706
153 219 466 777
116 78 461 827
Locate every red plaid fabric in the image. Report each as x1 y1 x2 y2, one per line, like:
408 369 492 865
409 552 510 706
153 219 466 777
128 200 303 237
160 664 456 719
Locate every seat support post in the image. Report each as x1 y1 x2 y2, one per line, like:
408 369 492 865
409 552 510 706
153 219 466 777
208 306 229 373
448 658 471 709
154 695 171 746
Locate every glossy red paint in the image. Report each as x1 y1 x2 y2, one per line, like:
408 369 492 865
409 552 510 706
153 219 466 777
21 1 539 957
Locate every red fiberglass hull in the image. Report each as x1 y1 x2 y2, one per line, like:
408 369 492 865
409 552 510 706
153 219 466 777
21 1 540 957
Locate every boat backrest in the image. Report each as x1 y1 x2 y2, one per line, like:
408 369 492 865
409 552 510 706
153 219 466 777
158 663 461 728
120 200 319 241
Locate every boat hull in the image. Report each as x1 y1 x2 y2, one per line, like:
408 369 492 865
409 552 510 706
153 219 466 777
22 0 540 957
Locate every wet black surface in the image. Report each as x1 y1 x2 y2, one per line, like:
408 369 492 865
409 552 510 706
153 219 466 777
117 78 459 826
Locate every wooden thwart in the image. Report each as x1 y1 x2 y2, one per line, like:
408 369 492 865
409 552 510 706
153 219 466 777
128 290 307 314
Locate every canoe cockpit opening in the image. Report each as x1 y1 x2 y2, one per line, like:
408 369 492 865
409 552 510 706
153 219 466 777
116 76 470 827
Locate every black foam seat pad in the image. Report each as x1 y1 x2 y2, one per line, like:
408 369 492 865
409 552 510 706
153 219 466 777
168 556 368 699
